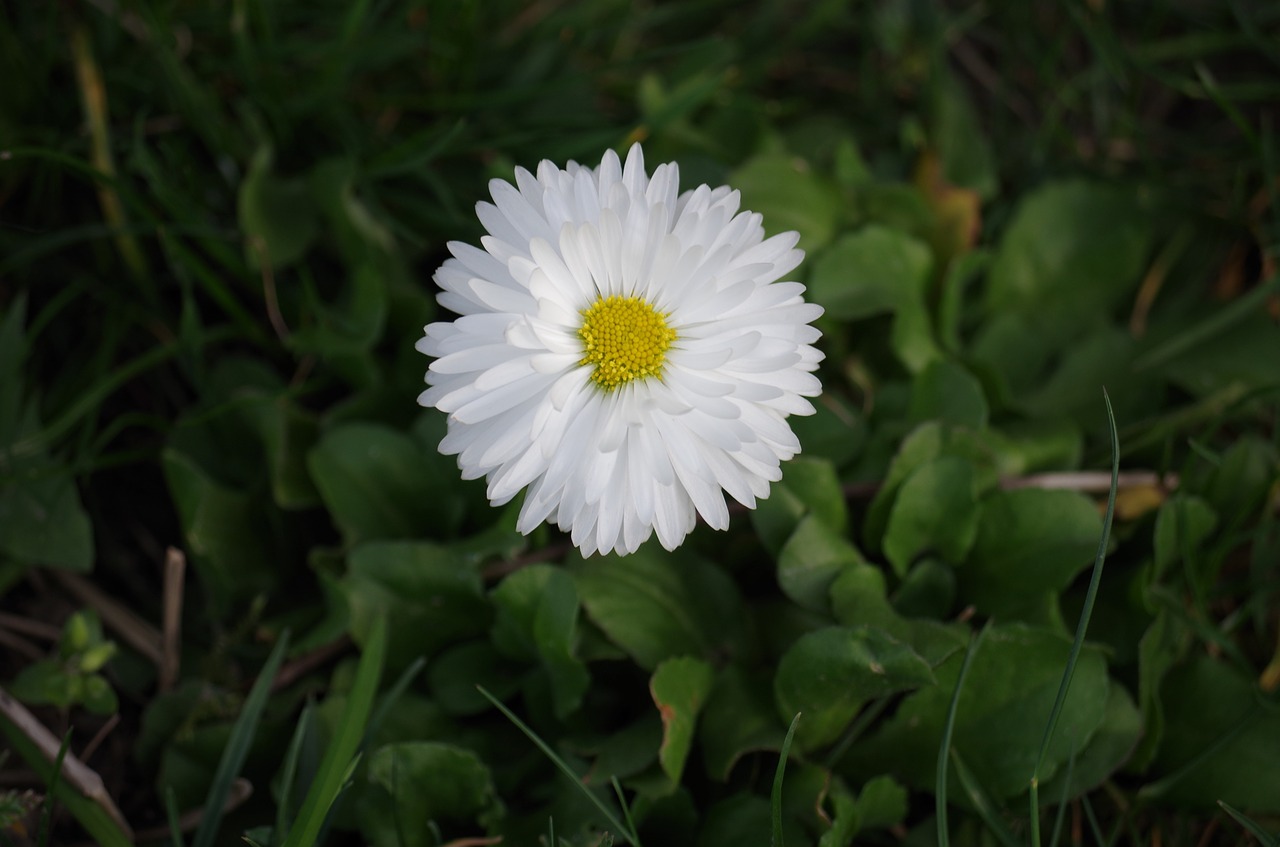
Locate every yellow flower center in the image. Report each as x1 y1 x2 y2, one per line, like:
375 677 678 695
577 295 677 390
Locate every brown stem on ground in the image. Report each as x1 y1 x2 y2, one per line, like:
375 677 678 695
159 547 186 692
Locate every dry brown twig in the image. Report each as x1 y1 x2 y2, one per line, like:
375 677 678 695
0 685 134 839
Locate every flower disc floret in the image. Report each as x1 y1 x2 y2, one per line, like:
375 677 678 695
578 295 676 390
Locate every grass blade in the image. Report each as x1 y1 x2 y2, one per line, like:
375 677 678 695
1218 800 1279 846
936 624 988 847
36 732 71 847
191 630 291 847
164 786 186 847
281 617 388 847
477 685 640 846
950 750 1021 847
772 712 801 847
274 700 315 840
1029 390 1119 847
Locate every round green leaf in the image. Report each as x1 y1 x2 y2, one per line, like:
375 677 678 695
700 666 785 781
362 741 502 847
961 488 1103 620
650 656 715 784
809 226 932 321
1148 657 1280 811
850 623 1110 798
308 422 460 544
344 541 489 671
883 456 980 574
774 626 935 752
1037 681 1140 800
572 547 746 671
778 514 867 613
729 153 839 249
238 145 319 269
908 360 989 431
986 180 1151 329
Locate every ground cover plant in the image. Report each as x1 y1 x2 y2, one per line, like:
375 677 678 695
1 1 1279 845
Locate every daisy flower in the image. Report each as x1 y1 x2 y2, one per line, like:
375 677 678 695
417 144 824 556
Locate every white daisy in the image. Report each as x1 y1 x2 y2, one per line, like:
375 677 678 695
417 144 824 556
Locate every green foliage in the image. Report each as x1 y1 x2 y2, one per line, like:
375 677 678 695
9 611 117 715
3 1 1279 845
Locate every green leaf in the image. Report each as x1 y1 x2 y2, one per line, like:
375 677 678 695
239 391 321 509
1158 309 1280 398
808 226 939 371
700 794 805 847
930 74 997 200
863 422 998 553
809 226 932 320
961 488 1103 621
700 666 786 781
238 144 319 269
0 298 93 572
162 448 277 609
572 547 746 671
752 456 847 558
308 422 461 544
1146 660 1280 813
829 561 968 670
584 713 663 785
0 472 94 571
986 180 1151 331
1152 495 1218 581
1036 681 1141 800
883 456 980 574
650 656 715 785
1194 436 1277 531
491 564 590 718
777 514 867 614
851 623 1110 798
1022 327 1148 424
361 742 502 847
774 626 935 752
1131 609 1189 770
344 541 489 672
788 394 865 469
426 641 521 716
908 360 989 430
891 558 957 620
779 456 848 536
1146 657 1280 811
852 774 909 831
730 153 839 249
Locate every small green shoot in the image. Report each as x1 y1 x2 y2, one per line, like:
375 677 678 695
772 713 801 847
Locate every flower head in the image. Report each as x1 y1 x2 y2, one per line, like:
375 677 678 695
417 144 824 556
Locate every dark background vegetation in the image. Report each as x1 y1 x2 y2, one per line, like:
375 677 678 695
1 1 1278 846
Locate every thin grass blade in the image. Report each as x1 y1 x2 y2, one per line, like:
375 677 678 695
1218 800 1279 846
478 686 640 846
772 712 801 847
192 630 291 847
935 623 988 847
1029 390 1119 847
281 617 387 847
950 750 1021 847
